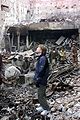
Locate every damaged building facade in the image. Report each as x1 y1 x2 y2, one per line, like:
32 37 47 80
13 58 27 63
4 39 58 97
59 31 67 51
0 0 9 48
3 0 80 51
0 0 30 50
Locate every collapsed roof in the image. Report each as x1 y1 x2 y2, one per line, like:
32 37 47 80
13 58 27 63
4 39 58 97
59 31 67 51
7 21 78 34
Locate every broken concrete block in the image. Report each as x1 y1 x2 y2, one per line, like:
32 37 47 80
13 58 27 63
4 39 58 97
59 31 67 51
56 36 65 45
5 66 21 79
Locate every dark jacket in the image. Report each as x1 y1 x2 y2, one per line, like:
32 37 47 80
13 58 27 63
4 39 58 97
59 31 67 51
33 54 49 87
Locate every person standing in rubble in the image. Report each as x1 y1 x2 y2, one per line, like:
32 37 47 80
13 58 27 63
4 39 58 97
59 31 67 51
71 43 78 66
33 44 50 116
58 47 66 64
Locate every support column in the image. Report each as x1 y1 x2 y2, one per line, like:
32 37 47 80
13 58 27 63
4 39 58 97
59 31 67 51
11 33 14 47
8 34 11 52
17 31 20 51
26 35 29 49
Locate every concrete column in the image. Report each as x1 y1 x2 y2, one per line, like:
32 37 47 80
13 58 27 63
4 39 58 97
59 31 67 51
11 33 14 47
17 32 20 51
26 35 29 48
8 34 11 52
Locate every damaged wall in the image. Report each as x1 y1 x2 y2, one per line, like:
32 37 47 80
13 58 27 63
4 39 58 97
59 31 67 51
4 0 80 26
0 0 10 49
0 0 80 49
0 0 30 49
5 0 30 25
32 0 80 25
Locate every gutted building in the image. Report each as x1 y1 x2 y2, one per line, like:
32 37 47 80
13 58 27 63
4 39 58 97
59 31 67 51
0 0 30 49
0 0 80 50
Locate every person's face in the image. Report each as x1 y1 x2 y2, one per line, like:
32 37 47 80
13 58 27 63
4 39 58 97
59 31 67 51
36 47 42 56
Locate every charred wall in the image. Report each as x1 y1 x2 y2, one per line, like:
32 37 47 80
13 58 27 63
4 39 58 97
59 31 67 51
28 29 78 43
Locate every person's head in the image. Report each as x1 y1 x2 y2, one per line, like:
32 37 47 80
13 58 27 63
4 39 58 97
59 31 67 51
36 44 47 56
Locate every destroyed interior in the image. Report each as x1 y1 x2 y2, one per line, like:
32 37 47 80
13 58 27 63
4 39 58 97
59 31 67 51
0 25 80 120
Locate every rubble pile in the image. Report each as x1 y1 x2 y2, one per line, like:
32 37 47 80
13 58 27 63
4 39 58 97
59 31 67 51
0 34 80 119
0 64 80 120
0 84 37 120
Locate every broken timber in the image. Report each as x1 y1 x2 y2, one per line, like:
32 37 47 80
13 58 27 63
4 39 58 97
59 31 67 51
47 65 75 97
48 65 75 83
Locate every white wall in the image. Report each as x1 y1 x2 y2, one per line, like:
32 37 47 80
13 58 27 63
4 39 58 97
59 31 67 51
5 0 30 25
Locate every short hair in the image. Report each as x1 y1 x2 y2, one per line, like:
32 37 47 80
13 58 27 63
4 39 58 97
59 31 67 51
38 44 47 55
